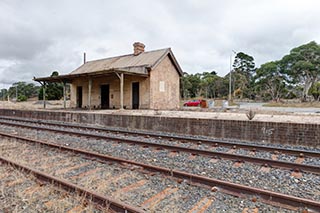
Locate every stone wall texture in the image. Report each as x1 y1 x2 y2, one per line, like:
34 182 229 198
70 75 150 109
149 56 180 110
0 109 318 147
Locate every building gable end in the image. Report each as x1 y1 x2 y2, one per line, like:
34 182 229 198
150 49 183 76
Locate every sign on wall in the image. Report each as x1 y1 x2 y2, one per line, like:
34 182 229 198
159 81 165 92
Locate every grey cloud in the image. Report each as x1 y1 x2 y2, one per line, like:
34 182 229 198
1 0 320 87
0 32 52 61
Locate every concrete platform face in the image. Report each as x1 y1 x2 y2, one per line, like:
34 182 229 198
0 109 319 147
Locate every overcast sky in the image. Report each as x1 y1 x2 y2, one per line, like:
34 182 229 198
1 0 320 88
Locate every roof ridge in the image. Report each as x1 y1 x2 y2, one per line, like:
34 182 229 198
86 47 170 63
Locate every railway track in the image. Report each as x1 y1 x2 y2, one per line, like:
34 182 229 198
1 116 320 212
0 157 142 213
0 116 319 176
0 115 318 158
1 132 320 212
0 116 320 157
1 136 217 212
0 162 104 212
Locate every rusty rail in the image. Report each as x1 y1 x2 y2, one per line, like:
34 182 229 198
1 132 319 212
0 115 319 158
0 120 319 174
0 156 144 213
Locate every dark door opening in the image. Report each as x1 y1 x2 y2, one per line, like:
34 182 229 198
101 85 110 109
76 86 82 108
132 82 139 109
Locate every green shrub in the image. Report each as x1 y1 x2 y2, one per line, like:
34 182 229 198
17 95 27 102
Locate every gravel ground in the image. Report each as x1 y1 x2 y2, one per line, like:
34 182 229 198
1 115 319 150
1 124 319 205
1 138 300 212
304 157 320 166
1 118 319 165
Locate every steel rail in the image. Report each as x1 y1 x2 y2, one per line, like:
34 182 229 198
0 120 319 174
0 132 319 212
0 156 144 213
0 116 319 158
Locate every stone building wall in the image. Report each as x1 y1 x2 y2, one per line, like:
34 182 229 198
149 56 180 109
70 74 149 109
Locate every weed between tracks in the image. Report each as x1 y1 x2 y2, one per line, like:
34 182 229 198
246 109 256 120
0 139 107 212
0 164 105 212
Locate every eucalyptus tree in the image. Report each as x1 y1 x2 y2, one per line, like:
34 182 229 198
180 72 202 98
232 52 256 99
38 71 64 100
0 89 8 100
200 71 220 98
8 82 39 101
309 81 320 101
281 41 320 101
180 72 192 98
255 61 287 101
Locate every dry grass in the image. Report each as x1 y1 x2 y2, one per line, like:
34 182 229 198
246 109 256 121
1 137 152 212
0 100 70 110
0 140 104 212
155 190 181 213
78 170 110 193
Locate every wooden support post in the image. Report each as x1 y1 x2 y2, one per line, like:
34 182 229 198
88 78 92 110
120 73 124 110
63 81 66 109
115 72 124 110
43 83 46 109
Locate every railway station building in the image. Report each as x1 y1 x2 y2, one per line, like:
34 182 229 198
34 42 183 110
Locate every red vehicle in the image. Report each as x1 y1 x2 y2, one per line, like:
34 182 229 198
183 100 201 107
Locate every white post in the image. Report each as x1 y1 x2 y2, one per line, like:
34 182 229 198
229 54 232 102
63 82 66 109
120 73 124 110
43 83 46 109
15 85 18 102
88 78 92 110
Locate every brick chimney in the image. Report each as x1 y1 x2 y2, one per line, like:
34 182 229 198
133 42 145 56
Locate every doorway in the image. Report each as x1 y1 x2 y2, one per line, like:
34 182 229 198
101 84 110 109
76 86 82 108
132 82 139 109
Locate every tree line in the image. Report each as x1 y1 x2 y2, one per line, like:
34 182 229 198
0 71 64 101
0 82 40 101
181 41 320 102
1 41 319 102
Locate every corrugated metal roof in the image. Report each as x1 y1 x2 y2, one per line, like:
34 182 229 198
34 47 183 83
70 48 170 75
